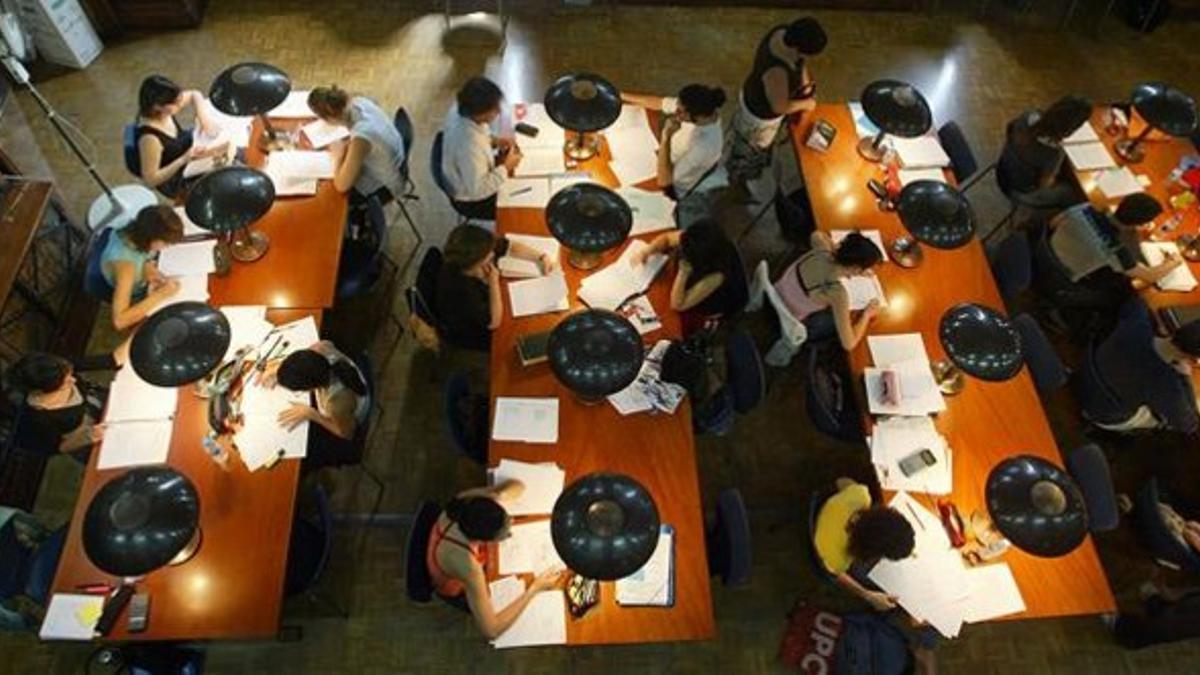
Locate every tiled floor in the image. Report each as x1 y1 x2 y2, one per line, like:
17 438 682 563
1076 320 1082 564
4 1 1200 673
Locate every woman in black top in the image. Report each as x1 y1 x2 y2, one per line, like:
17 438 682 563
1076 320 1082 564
635 219 748 336
135 75 225 197
729 17 827 187
997 95 1092 211
6 348 126 458
435 225 556 351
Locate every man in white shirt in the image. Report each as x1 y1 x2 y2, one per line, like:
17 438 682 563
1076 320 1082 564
622 84 728 200
440 77 522 220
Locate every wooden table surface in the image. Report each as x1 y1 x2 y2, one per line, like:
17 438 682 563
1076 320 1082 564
0 178 53 304
488 116 716 644
49 309 318 642
790 103 1116 619
207 118 347 309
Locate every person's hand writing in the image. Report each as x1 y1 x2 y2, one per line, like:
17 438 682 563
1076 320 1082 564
89 424 106 444
865 590 898 612
277 404 314 430
502 146 523 172
494 136 515 152
483 260 500 285
156 278 181 298
539 253 558 275
532 568 570 592
863 298 881 319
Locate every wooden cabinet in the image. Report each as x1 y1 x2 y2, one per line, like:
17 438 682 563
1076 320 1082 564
81 0 207 37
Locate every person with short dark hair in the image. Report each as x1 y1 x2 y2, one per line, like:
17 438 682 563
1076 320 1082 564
306 85 406 200
1046 193 1178 307
134 74 225 197
427 481 569 637
262 340 370 472
774 231 883 351
997 95 1093 210
729 17 827 187
100 205 183 331
621 84 728 198
436 225 556 351
633 219 749 335
440 77 521 220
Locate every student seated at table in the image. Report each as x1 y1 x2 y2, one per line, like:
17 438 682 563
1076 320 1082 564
1078 298 1200 434
633 219 749 336
621 85 728 200
102 205 183 331
5 346 128 459
441 77 522 221
135 74 225 197
729 17 826 189
436 225 556 351
306 86 406 204
773 231 882 351
814 478 936 673
996 95 1092 211
1046 193 1178 308
428 481 569 638
267 341 370 472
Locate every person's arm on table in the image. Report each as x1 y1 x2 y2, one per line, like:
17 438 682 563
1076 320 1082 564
183 89 220 136
835 571 898 612
328 137 371 194
505 240 557 274
619 93 667 111
632 231 681 266
656 117 680 189
670 262 724 312
464 565 567 640
110 262 179 331
831 294 878 351
1127 255 1185 285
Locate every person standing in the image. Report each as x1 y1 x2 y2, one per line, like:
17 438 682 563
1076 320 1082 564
440 77 522 221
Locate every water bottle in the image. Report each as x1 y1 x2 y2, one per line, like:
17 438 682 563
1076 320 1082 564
202 434 231 471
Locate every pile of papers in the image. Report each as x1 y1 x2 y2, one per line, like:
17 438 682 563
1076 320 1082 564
840 273 888 311
98 366 178 470
265 149 334 196
606 105 659 187
897 167 946 187
200 106 253 149
864 333 945 416
491 590 567 649
615 525 674 606
300 118 350 149
499 234 559 278
158 240 217 277
39 594 104 641
618 186 676 236
498 520 566 575
577 240 668 311
1094 166 1144 199
492 397 559 443
489 459 565 516
267 90 314 118
514 147 568 177
1064 141 1117 171
870 416 952 495
508 271 569 317
1141 241 1199 292
890 136 951 169
219 306 274 362
867 493 1025 638
617 295 662 335
608 340 686 416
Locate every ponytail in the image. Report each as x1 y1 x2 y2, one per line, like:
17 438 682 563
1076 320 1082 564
331 360 367 396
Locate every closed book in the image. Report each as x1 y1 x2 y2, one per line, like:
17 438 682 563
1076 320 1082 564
516 331 551 366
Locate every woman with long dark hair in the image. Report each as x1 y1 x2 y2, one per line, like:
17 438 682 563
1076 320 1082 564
134 74 225 196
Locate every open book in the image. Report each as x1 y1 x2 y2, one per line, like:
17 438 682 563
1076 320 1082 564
577 240 669 311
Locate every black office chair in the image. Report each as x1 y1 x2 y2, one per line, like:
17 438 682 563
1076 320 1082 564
405 500 442 604
405 247 445 355
283 486 348 618
430 132 475 225
705 489 752 587
1132 478 1200 573
83 228 115 303
724 327 765 415
343 352 386 525
392 106 423 275
806 488 837 585
804 345 864 443
0 513 66 631
1065 444 1119 533
444 371 488 465
122 123 141 178
937 121 990 191
1013 313 1067 397
336 197 403 365
986 231 1032 308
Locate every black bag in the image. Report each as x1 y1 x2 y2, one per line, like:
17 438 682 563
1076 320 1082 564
774 188 815 244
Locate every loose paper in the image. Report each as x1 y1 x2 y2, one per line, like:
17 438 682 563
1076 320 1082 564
104 367 178 423
897 167 947 188
512 103 567 152
839 273 887 311
619 187 676 236
149 275 209 315
1095 167 1144 199
158 240 217 277
577 240 668 311
497 178 552 208
301 118 350 149
267 90 315 119
98 419 173 470
890 135 951 169
1065 142 1117 171
508 271 569 317
490 459 565 516
1141 241 1198 292
491 591 567 649
489 576 526 613
610 150 659 187
268 150 335 180
616 526 673 606
513 147 567 177
39 594 104 641
492 397 559 444
1063 121 1101 145
498 520 566 575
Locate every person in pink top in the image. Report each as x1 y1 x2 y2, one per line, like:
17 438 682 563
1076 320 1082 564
774 231 882 350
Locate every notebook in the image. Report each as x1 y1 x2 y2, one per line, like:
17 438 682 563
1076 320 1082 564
616 525 675 607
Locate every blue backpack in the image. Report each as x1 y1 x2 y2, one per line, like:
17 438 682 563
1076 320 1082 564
835 612 913 675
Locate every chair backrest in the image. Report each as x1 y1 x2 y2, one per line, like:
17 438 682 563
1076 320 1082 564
430 132 453 199
1065 444 1119 533
725 327 765 414
1013 314 1067 395
937 121 977 185
393 106 414 179
1071 337 1132 426
806 488 838 585
405 500 442 603
444 371 487 465
408 247 444 324
706 488 752 586
1133 478 1200 573
987 232 1032 305
804 345 863 442
284 486 333 596
123 123 142 177
84 228 115 303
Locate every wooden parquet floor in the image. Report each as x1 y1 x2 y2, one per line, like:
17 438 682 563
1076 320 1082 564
3 1 1200 673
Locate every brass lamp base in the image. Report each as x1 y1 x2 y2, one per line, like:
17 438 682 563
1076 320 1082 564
231 228 269 263
1114 138 1146 163
565 131 601 162
568 248 603 270
857 133 887 163
168 528 202 567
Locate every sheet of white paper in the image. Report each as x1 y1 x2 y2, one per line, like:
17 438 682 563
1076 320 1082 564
891 135 951 169
513 147 567 177
577 240 668 311
961 563 1025 622
267 90 315 118
872 421 953 496
220 306 274 362
265 166 319 196
497 178 552 208
98 419 173 470
39 594 104 641
897 167 947 187
831 229 887 259
173 206 208 238
888 491 953 554
1095 167 1144 199
270 315 321 353
512 103 567 151
869 550 970 638
301 118 350 149
848 101 881 139
1142 242 1199 292
158 240 217 276
868 333 929 368
611 105 655 133
839 273 887 311
619 187 676 236
1063 121 1101 145
491 591 567 649
548 172 596 195
491 459 565 516
606 125 659 166
508 271 569 317
268 150 335 179
616 528 672 605
236 414 308 471
104 367 178 423
1065 142 1117 171
492 397 559 443
610 150 659 187
202 107 253 148
865 361 946 416
498 520 566 575
489 576 526 613
150 275 209 315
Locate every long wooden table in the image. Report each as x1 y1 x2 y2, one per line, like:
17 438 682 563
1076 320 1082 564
790 103 1116 619
48 117 347 641
488 118 716 644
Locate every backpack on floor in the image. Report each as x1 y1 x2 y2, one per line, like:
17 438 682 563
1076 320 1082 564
779 601 912 675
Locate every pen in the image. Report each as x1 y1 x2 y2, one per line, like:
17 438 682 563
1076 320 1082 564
510 187 533 197
906 503 926 531
76 583 113 595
